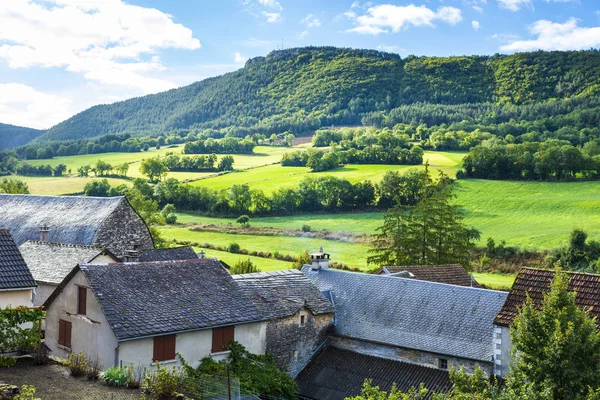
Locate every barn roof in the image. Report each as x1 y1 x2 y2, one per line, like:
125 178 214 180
495 268 600 328
232 269 335 320
19 241 117 285
138 247 198 262
378 265 481 288
302 267 507 362
296 347 452 400
0 229 36 290
45 259 263 340
0 194 124 246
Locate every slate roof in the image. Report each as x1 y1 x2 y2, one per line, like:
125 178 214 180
378 265 481 288
495 268 600 328
302 267 508 362
45 259 263 340
0 229 36 290
0 194 125 246
232 270 335 320
296 347 452 400
19 241 116 285
138 247 198 262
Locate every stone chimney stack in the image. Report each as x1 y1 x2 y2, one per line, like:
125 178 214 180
39 225 49 242
123 249 140 263
310 246 330 270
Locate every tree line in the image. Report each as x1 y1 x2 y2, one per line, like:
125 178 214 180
183 137 256 155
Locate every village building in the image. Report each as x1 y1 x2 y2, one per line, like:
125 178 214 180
0 229 36 309
493 268 600 377
19 241 119 306
232 269 335 374
296 250 508 398
377 264 481 288
0 194 153 258
43 259 267 369
138 246 198 262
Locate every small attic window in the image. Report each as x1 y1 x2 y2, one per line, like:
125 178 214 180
300 314 306 326
439 358 448 370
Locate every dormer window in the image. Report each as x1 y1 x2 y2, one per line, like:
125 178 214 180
300 315 306 326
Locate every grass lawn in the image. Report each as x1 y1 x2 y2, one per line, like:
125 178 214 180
473 272 516 290
13 176 131 195
194 247 293 271
160 226 373 270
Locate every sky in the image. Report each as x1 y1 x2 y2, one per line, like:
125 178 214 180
0 0 599 129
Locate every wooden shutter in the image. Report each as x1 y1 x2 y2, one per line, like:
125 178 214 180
65 321 72 348
212 327 222 353
153 336 163 362
78 287 87 315
163 335 176 361
58 320 65 346
223 326 234 348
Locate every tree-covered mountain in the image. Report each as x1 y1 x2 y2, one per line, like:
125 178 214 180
0 123 46 150
38 47 600 142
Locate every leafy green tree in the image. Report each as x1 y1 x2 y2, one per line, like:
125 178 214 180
217 155 234 171
94 160 112 176
0 178 29 194
53 164 67 177
231 258 260 274
140 157 169 182
505 271 600 400
236 214 250 227
77 164 91 177
345 380 430 400
368 166 479 268
83 179 111 197
115 162 130 177
292 250 311 270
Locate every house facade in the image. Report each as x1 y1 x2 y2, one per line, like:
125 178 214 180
44 259 267 369
0 194 153 258
19 241 118 306
0 229 36 309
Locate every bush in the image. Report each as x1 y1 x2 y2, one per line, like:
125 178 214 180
231 259 260 274
141 364 182 399
301 224 311 232
236 214 250 227
86 356 103 380
13 385 40 400
228 242 241 253
102 366 131 387
0 356 16 368
67 351 88 377
165 213 177 225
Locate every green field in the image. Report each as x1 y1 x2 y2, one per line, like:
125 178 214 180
473 272 516 290
189 151 464 192
194 247 293 271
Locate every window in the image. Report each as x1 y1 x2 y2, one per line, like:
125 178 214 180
439 358 448 370
300 315 306 326
153 335 176 362
212 326 235 353
77 286 87 315
58 319 72 349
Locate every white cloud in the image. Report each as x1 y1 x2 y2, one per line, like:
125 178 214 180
258 0 282 10
473 6 484 12
472 20 481 31
376 44 405 53
500 18 600 52
262 11 281 23
346 4 463 35
0 0 200 94
301 14 321 28
497 0 532 11
0 83 72 129
234 52 247 64
546 0 579 2
299 30 309 39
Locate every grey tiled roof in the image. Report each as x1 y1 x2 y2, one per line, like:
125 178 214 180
51 259 263 340
302 267 508 362
139 247 198 262
0 194 124 246
19 241 115 285
0 229 36 290
232 270 335 319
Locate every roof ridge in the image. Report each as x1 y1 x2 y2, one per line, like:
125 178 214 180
23 240 105 250
232 269 302 279
522 267 600 278
0 193 124 200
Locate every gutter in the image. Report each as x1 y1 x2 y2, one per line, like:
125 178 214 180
0 286 36 292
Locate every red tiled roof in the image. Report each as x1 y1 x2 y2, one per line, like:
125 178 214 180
494 268 600 327
377 264 481 288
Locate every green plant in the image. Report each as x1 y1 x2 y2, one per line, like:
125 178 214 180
231 258 260 274
301 224 311 232
13 385 41 400
86 356 103 380
0 356 16 368
66 351 88 377
0 306 44 354
165 214 177 225
141 363 182 399
102 366 132 387
228 242 241 253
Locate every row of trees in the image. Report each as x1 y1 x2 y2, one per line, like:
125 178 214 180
462 140 600 181
183 137 255 155
312 127 411 150
162 153 234 172
15 163 67 177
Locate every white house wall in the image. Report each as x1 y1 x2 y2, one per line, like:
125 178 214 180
0 289 33 309
45 271 118 368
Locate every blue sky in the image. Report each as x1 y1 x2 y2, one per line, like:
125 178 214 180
0 0 599 129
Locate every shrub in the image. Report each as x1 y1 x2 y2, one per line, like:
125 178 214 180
165 214 177 225
0 356 16 368
102 366 131 387
86 356 103 380
13 385 40 400
236 215 250 227
67 351 88 377
228 242 241 253
231 259 260 274
141 364 182 399
301 224 311 232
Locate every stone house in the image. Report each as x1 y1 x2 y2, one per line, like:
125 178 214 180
19 241 119 306
0 194 153 258
493 268 600 377
0 229 36 309
297 254 508 398
43 259 267 369
377 264 481 288
232 269 335 374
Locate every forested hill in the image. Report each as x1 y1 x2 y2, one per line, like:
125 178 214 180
0 123 46 150
39 47 600 141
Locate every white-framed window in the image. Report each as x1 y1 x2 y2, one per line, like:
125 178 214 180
438 358 448 370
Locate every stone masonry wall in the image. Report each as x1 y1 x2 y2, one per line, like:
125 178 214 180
93 199 154 258
266 309 333 374
330 336 494 375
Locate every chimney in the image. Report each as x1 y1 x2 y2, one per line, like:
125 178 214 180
123 249 140 262
39 225 49 242
310 246 330 270
198 250 206 259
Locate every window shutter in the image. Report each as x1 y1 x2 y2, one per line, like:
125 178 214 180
164 335 176 361
223 326 234 347
65 321 72 348
78 287 87 315
212 327 222 353
58 320 65 346
153 336 163 362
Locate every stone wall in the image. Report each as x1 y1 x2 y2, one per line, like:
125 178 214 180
330 336 494 375
493 325 511 377
266 308 333 374
93 199 154 258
